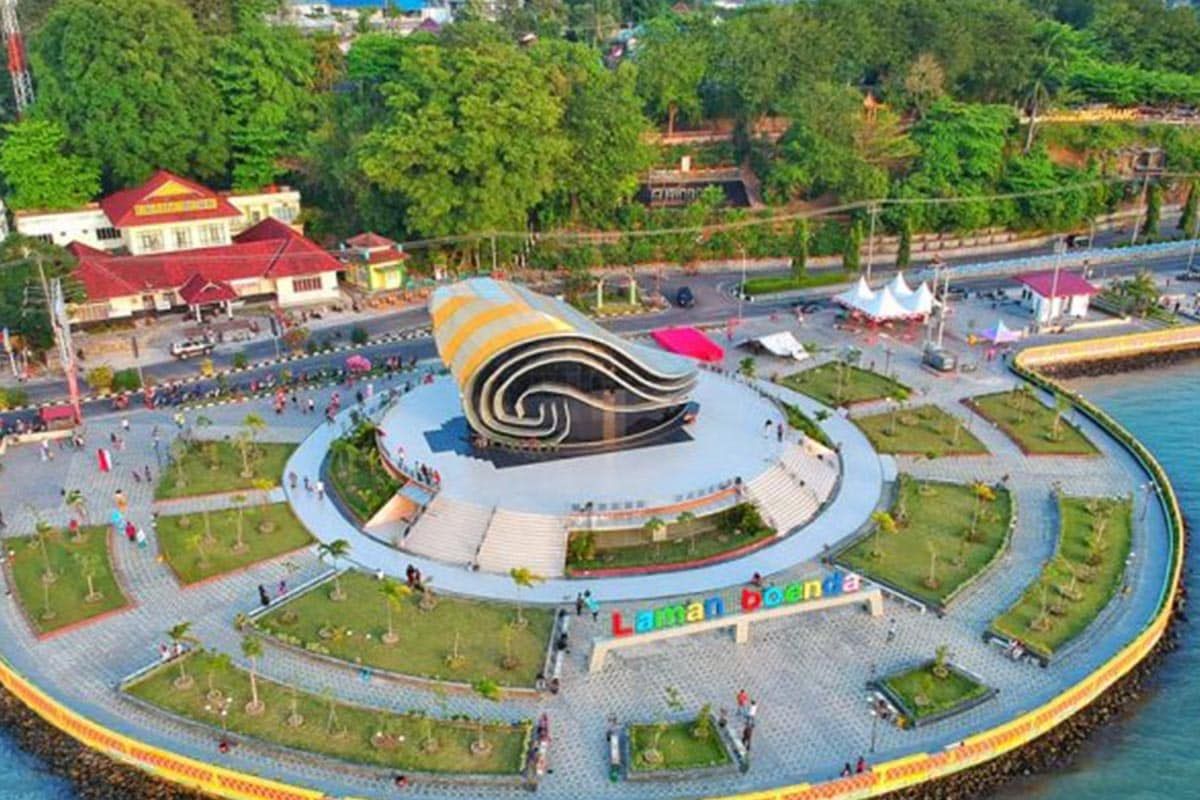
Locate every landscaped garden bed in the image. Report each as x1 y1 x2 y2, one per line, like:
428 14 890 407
566 504 774 574
965 389 1099 457
625 713 735 780
780 401 835 449
853 404 988 457
990 495 1133 659
154 502 315 585
742 270 850 297
325 421 402 522
156 432 295 500
836 475 1013 608
777 363 909 408
876 655 996 728
253 570 554 688
123 650 530 775
4 524 130 635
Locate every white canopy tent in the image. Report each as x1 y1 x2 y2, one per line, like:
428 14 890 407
835 273 934 321
887 271 914 299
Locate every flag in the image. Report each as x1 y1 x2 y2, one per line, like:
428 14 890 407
97 448 112 473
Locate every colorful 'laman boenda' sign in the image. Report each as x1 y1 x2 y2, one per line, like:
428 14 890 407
610 570 863 637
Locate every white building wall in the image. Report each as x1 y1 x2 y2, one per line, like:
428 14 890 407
13 207 117 250
275 271 340 307
227 189 302 234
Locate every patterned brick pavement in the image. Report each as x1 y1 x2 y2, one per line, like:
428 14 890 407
0 346 1174 800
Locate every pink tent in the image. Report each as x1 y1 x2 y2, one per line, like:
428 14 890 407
651 326 725 362
345 354 372 373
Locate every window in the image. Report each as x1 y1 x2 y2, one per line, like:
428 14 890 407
138 231 164 252
173 228 192 249
292 276 323 293
33 234 53 245
273 205 296 222
97 227 121 241
198 224 225 245
250 210 262 223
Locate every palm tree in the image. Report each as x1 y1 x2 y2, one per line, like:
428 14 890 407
167 622 198 690
1022 22 1074 153
969 481 996 541
869 510 896 560
250 478 276 533
205 651 232 701
241 637 265 715
187 533 211 569
65 489 88 526
1050 393 1071 441
508 566 544 628
193 414 217 467
470 678 501 756
924 540 940 591
887 388 911 437
237 413 266 478
380 578 411 645
73 552 103 604
33 518 57 584
932 644 951 678
230 494 249 553
317 539 352 601
169 439 189 490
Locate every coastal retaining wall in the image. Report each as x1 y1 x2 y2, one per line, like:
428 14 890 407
0 332 1186 800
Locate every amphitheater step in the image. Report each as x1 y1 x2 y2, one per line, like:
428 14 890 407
476 508 568 578
400 495 492 568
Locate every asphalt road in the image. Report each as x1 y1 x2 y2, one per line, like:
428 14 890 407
4 231 1198 429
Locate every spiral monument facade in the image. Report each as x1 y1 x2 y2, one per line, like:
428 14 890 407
430 278 697 450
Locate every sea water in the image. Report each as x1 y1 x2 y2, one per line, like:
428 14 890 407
2 364 1198 799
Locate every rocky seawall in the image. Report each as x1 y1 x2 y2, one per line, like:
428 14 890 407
0 686 202 800
1040 346 1200 379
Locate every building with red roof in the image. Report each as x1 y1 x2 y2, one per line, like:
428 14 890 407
340 232 408 292
68 217 343 323
1014 269 1099 324
13 170 302 255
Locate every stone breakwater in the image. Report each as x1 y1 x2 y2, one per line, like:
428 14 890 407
1041 347 1200 380
0 686 202 800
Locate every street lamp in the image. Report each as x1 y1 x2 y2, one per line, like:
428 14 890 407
737 246 748 323
867 662 879 754
1047 236 1066 326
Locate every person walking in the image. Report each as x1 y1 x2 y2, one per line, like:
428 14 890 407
736 689 749 716
315 480 325 501
574 592 584 616
855 755 866 773
741 723 754 752
583 590 599 621
121 417 130 433
258 585 271 607
886 618 897 644
747 700 758 723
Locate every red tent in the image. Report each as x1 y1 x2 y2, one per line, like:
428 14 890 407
651 326 725 363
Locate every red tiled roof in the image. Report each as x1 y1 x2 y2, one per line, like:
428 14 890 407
1014 270 1099 299
71 218 341 302
345 232 396 249
177 273 238 305
100 170 241 228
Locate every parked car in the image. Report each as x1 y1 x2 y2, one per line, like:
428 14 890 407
675 286 696 308
169 339 214 360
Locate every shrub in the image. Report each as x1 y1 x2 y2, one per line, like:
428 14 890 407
0 387 29 409
111 368 141 392
232 351 249 370
85 366 114 393
350 325 369 346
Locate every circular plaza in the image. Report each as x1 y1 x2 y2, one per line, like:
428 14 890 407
0 280 1183 800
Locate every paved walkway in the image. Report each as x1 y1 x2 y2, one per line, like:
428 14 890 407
0 332 1175 800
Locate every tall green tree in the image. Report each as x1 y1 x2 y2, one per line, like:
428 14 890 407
1179 180 1198 234
31 0 228 187
634 17 709 136
212 17 316 189
533 40 649 225
0 119 99 210
1021 21 1077 153
357 38 567 250
790 219 809 279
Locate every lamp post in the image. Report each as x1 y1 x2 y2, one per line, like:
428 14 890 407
865 204 879 282
1047 236 1066 325
737 246 748 323
867 662 879 754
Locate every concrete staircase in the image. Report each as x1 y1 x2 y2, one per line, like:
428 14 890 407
747 442 842 534
476 509 569 578
400 495 492 568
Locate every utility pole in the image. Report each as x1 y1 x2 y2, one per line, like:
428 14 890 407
865 204 879 282
737 246 747 322
490 234 497 275
0 0 33 115
935 262 950 350
1048 236 1065 325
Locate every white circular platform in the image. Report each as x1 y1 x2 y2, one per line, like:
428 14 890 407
376 370 786 515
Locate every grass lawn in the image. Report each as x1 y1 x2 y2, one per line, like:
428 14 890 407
777 363 909 408
837 475 1012 607
566 504 773 572
781 402 834 449
5 526 129 634
967 390 1098 457
156 440 296 500
125 650 528 774
854 404 988 457
327 427 402 523
742 270 849 296
155 503 314 585
629 720 731 771
991 496 1133 658
255 571 554 688
881 662 991 723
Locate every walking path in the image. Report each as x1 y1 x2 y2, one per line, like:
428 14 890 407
0 326 1175 800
